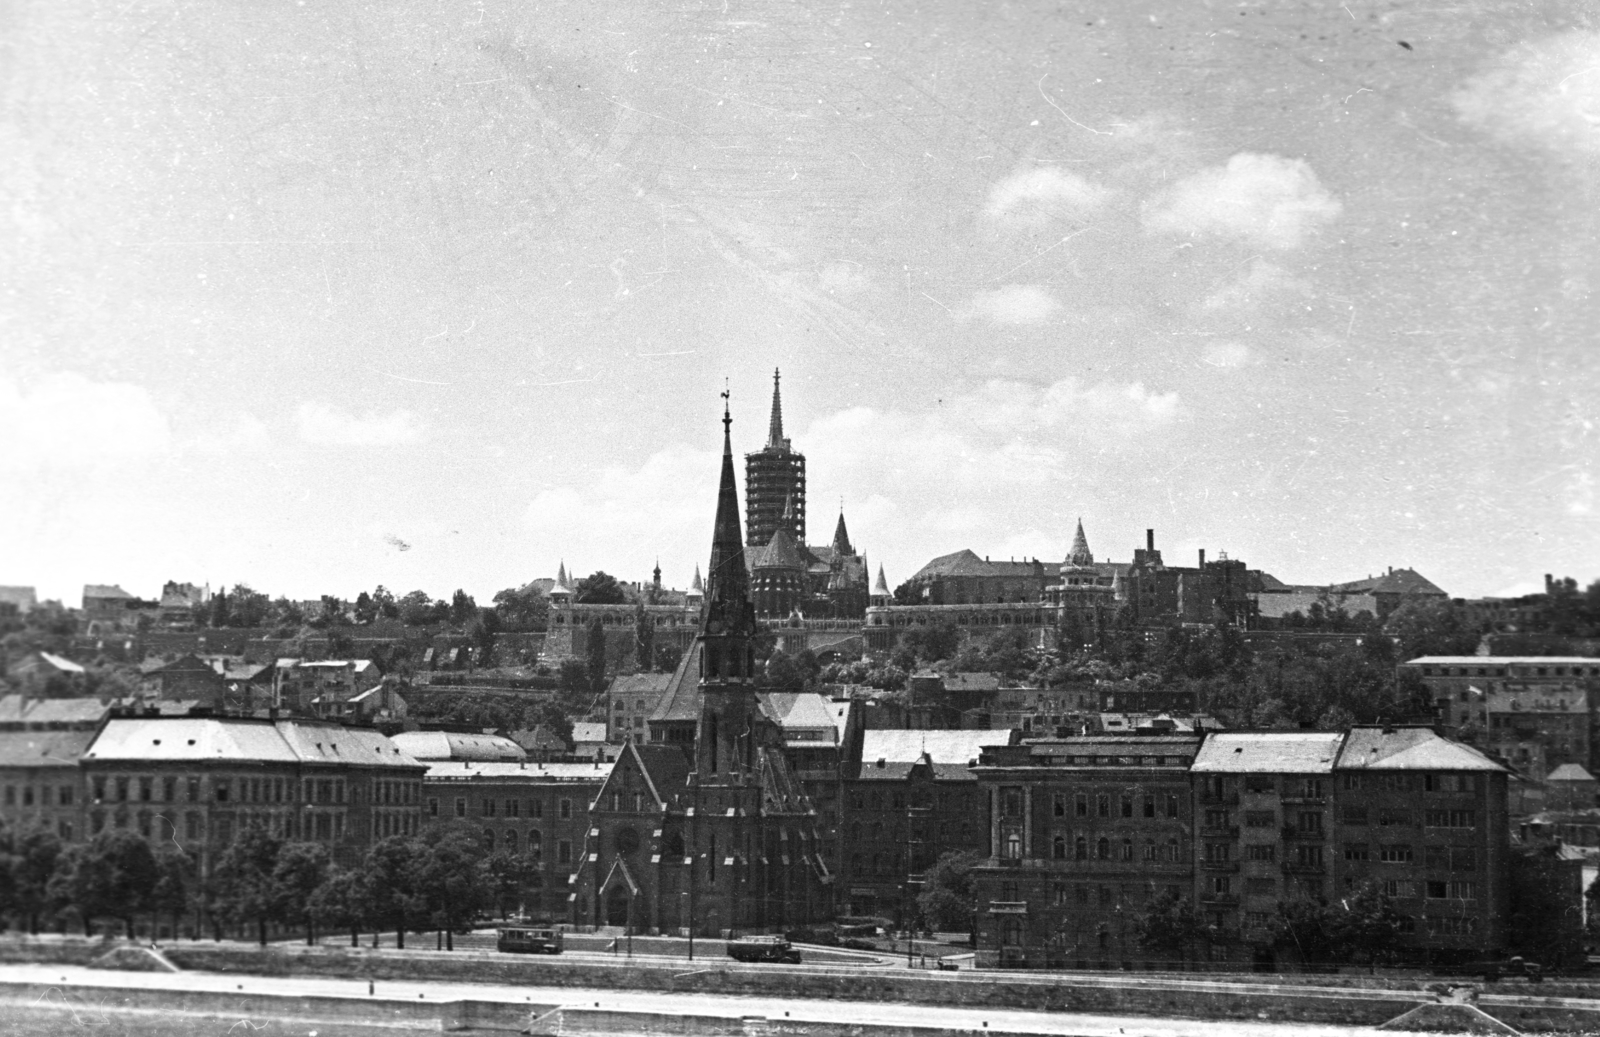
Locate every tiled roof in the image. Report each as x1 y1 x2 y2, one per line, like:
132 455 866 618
0 696 108 726
83 584 135 600
88 717 300 763
607 673 675 697
0 729 96 768
1253 590 1380 620
856 729 1013 781
910 550 1048 581
0 586 37 611
571 722 608 744
1020 735 1204 757
632 742 692 794
1336 726 1505 772
1332 568 1446 597
1191 732 1344 773
276 722 419 768
388 730 526 762
942 672 1004 693
759 692 836 735
35 652 86 675
1253 571 1293 592
422 760 612 782
648 640 703 724
750 528 808 570
1547 763 1597 783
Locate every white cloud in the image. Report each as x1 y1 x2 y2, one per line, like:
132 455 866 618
1201 341 1253 368
1142 153 1342 250
296 403 424 446
0 372 170 471
816 260 875 296
955 285 1062 325
1202 259 1303 311
1453 31 1600 157
984 167 1112 231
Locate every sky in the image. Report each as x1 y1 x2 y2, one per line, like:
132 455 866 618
2 0 1597 607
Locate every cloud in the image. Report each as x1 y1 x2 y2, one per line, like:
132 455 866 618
0 372 170 471
1142 153 1342 250
1453 31 1600 157
955 285 1061 325
1201 341 1253 368
296 403 424 446
984 167 1112 231
1202 259 1303 311
816 261 874 296
187 414 272 456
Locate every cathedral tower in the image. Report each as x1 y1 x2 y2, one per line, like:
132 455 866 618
744 369 806 548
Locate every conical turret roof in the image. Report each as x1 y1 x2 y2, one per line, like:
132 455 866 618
1066 519 1093 568
690 565 703 593
872 564 890 596
754 526 807 570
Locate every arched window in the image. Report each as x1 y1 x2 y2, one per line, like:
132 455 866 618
1166 837 1179 861
505 830 518 853
1142 839 1156 861
1121 838 1133 861
1052 835 1066 860
1005 832 1023 859
528 829 542 856
1075 836 1088 860
1096 837 1110 860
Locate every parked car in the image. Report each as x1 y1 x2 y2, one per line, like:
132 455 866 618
727 935 801 964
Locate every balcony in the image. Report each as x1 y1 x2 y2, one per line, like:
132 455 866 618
988 901 1029 915
1281 860 1326 875
1281 825 1325 842
1200 826 1240 839
1200 893 1239 906
1200 860 1239 872
1280 795 1327 806
1199 792 1240 806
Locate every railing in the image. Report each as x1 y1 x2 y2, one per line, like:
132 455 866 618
987 901 1029 915
1200 893 1238 905
1199 860 1239 872
1281 825 1325 841
1281 860 1326 874
1200 826 1240 839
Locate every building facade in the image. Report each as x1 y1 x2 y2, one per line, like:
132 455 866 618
1402 656 1600 775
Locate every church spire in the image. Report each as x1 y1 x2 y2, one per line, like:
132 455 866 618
1067 518 1093 568
707 390 753 623
767 367 785 449
831 507 853 555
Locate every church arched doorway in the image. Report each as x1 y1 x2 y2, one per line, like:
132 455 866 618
606 887 632 928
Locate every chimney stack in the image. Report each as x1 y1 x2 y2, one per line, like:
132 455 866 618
1545 573 1554 595
1146 529 1155 553
1198 548 1206 568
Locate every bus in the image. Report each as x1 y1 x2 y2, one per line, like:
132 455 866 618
726 935 801 964
497 925 564 954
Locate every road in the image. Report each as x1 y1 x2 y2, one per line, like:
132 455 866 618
0 962 1404 1037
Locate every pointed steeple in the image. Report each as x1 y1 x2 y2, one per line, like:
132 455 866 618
767 367 785 449
557 560 568 586
872 564 890 596
691 565 703 593
705 392 754 629
1066 519 1093 568
652 558 662 588
831 509 853 555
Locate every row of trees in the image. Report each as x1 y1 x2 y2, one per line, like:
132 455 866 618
0 822 537 948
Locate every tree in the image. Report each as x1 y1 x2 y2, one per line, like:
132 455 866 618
208 588 231 629
1133 889 1210 963
228 584 271 628
634 602 655 671
654 643 683 674
899 620 962 663
213 824 285 945
150 846 192 941
48 830 159 937
309 865 369 947
916 851 982 932
493 584 550 631
272 841 331 945
574 571 626 605
483 850 543 920
523 701 574 748
363 836 426 949
398 590 442 627
9 828 62 934
372 585 400 620
1269 883 1402 965
760 650 810 694
353 591 376 624
449 589 478 626
586 618 607 694
1386 598 1482 660
414 825 492 950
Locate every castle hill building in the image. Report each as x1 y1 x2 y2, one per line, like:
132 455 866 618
419 757 611 921
839 729 1015 921
78 714 425 869
568 399 834 936
1402 656 1600 777
0 728 96 842
969 726 1511 970
865 526 1252 654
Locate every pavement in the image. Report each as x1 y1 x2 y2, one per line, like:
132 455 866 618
0 962 1407 1037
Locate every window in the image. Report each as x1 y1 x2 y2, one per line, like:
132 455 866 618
1378 809 1411 827
484 798 497 817
1096 794 1109 818
1245 810 1275 828
1379 844 1413 864
1211 876 1231 895
1096 837 1110 860
1074 792 1088 817
528 830 542 857
1204 809 1231 829
557 840 572 864
58 820 72 841
1244 775 1275 794
1245 911 1273 928
59 785 74 806
1166 794 1180 818
188 777 200 802
1120 838 1133 861
1074 836 1087 861
1143 796 1155 818
1383 879 1416 898
1052 835 1066 860
484 829 496 853
1120 794 1133 818
455 798 467 818
1001 789 1023 817
1246 844 1276 862
1340 805 1368 825
1142 839 1157 861
1296 845 1323 867
1425 774 1465 793
162 777 176 802
1344 843 1370 861
507 799 520 818
213 780 229 803
1004 832 1022 859
1204 842 1231 863
92 777 105 802
427 798 439 817
1450 880 1477 899
559 799 572 819
530 798 543 818
1053 793 1066 818
116 777 130 802
1424 809 1476 829
1297 811 1323 834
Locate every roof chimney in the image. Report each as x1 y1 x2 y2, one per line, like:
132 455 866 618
1146 529 1155 553
1198 548 1206 568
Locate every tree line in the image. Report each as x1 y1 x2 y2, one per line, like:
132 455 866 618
0 821 539 948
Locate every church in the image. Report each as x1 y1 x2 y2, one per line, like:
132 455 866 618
567 395 835 935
